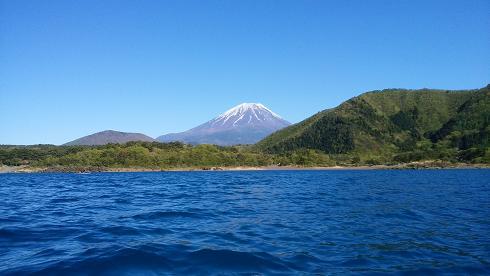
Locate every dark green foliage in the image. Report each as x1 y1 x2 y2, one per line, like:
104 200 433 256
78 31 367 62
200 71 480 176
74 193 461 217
0 141 341 168
429 88 490 147
393 150 429 163
257 85 489 164
302 116 355 153
394 135 418 152
0 142 266 168
390 107 419 131
458 147 486 162
266 116 354 154
0 145 87 166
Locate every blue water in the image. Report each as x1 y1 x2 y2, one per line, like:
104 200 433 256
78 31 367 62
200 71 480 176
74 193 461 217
1 170 489 274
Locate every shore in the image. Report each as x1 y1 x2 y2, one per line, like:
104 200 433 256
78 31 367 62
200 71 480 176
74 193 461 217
1 161 489 173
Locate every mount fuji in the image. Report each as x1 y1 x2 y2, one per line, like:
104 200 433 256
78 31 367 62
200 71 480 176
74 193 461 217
157 103 291 146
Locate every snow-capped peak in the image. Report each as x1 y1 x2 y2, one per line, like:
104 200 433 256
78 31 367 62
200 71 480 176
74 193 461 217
217 103 282 120
207 103 288 128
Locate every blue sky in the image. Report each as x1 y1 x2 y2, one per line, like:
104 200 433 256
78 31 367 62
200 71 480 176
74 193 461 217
1 0 489 145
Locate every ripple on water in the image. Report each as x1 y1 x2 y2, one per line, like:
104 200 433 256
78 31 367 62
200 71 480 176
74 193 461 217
130 210 205 220
24 245 295 275
0 170 489 274
100 225 141 236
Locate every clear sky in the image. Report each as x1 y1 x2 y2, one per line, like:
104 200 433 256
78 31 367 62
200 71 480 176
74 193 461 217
1 0 489 145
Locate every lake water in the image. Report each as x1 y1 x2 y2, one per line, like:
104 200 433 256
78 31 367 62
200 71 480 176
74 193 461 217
1 170 489 274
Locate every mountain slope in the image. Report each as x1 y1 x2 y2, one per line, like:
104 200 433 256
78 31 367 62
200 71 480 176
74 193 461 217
428 88 490 151
64 130 156 146
157 103 291 146
257 86 489 160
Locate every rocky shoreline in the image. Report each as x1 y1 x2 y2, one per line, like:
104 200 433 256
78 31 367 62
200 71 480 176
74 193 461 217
1 161 489 174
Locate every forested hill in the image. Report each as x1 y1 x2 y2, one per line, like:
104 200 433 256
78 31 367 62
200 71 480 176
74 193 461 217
257 85 489 163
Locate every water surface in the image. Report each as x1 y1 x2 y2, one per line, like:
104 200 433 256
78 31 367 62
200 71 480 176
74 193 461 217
1 170 489 274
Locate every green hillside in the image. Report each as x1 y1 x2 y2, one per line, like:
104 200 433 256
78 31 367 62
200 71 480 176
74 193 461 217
257 85 489 163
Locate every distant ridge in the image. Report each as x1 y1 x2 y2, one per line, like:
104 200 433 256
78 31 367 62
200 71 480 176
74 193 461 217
64 130 156 146
157 103 291 146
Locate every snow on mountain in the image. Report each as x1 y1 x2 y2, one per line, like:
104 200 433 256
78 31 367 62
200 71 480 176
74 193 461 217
202 103 288 130
157 103 291 146
215 103 282 124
